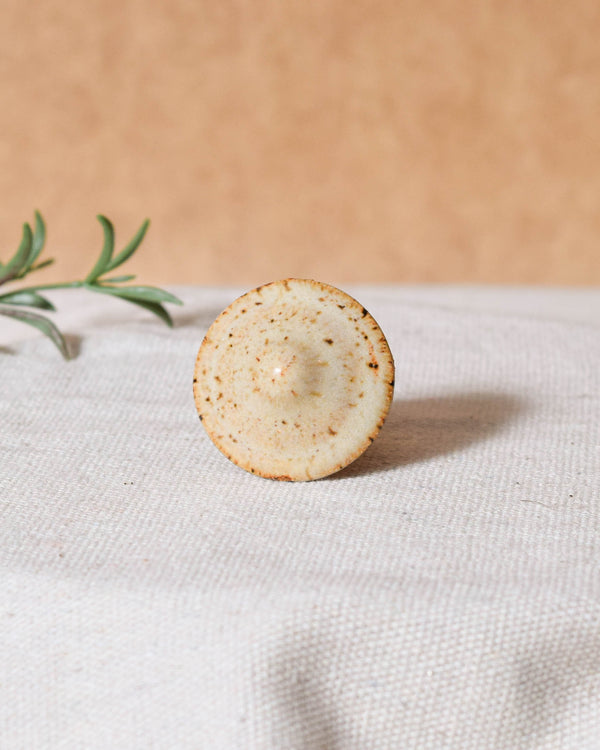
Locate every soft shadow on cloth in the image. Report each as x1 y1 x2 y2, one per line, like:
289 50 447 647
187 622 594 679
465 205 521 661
173 307 228 330
256 628 349 749
258 606 600 749
335 391 527 479
497 620 600 747
267 653 342 750
63 334 82 359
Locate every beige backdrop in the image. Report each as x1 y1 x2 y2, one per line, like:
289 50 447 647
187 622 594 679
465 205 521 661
1 0 598 286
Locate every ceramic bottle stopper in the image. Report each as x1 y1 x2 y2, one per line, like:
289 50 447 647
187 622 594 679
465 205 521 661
193 278 394 481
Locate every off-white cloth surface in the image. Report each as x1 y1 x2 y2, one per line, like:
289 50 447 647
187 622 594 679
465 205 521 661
1 286 599 749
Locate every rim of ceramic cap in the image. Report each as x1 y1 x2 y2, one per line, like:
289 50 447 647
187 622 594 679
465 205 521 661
193 278 395 481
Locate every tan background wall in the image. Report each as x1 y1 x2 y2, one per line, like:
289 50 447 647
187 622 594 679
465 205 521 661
0 0 598 287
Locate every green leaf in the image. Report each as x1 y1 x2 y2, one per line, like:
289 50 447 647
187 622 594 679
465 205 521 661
0 290 55 310
85 215 115 282
95 284 182 305
103 219 150 274
27 211 46 268
28 258 55 273
121 297 174 327
12 212 48 279
0 305 69 359
100 274 136 284
0 223 33 284
88 285 174 326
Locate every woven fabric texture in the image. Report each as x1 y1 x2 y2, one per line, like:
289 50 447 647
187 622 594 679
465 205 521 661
1 286 599 749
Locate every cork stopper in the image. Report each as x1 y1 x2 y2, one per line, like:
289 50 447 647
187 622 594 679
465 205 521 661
193 279 394 481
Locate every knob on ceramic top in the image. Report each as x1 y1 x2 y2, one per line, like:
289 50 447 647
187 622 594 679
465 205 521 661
193 278 395 481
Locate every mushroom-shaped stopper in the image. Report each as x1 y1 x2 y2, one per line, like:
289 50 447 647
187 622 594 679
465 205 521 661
193 279 394 480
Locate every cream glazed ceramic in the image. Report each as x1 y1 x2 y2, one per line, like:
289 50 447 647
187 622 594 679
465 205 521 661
193 279 395 481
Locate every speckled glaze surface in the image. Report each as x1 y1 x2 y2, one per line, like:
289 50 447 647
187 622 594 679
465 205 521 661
193 279 395 481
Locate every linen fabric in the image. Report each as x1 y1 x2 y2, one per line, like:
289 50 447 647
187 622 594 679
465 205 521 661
1 286 599 749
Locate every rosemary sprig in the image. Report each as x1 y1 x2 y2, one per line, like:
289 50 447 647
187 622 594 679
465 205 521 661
0 212 182 358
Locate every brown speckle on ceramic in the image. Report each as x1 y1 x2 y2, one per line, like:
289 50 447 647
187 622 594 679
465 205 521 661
193 278 395 481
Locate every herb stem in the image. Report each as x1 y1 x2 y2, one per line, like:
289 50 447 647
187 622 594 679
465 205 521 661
0 280 86 295
1 212 179 358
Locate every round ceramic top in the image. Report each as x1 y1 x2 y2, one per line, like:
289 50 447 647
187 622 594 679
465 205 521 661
193 279 394 481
